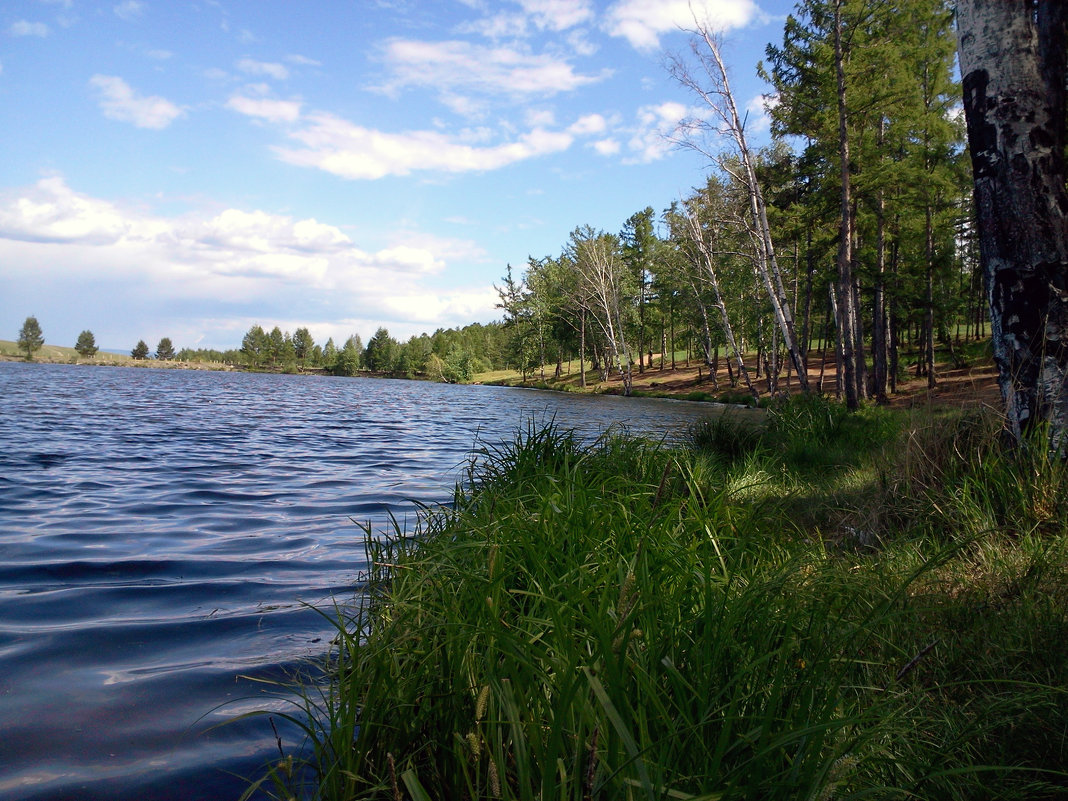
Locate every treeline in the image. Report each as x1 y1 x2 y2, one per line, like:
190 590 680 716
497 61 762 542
498 0 981 404
230 321 511 381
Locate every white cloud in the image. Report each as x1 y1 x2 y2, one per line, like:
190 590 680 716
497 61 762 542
370 245 444 275
114 1 144 21
568 113 607 135
745 93 772 134
379 287 499 324
0 177 132 244
593 139 621 156
627 101 691 162
237 58 289 80
10 20 50 37
0 177 498 341
274 113 574 179
462 0 594 37
227 94 302 123
526 109 556 128
378 39 609 101
89 74 185 129
604 0 760 51
516 0 594 30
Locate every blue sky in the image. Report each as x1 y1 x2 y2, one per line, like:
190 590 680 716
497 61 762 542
1 0 792 353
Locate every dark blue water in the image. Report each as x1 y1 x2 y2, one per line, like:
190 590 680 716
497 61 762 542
0 362 722 800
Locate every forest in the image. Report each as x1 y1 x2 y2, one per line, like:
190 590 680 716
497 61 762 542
177 1 979 409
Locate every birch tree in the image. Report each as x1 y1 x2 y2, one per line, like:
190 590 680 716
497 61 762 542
669 17 809 392
567 226 635 396
674 187 760 399
957 0 1068 455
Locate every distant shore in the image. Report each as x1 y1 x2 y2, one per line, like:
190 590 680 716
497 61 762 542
2 338 1001 411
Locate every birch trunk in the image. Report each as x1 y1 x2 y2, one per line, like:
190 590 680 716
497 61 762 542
958 1 1068 455
684 203 760 399
701 33 809 392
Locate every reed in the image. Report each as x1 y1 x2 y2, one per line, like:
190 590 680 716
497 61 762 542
247 397 1068 800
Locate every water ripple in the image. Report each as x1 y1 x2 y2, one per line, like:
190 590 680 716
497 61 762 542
0 362 720 800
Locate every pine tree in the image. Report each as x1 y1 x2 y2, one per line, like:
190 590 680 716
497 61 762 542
156 337 176 360
75 330 98 358
17 316 45 360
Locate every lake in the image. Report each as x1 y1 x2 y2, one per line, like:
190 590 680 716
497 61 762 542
0 362 726 800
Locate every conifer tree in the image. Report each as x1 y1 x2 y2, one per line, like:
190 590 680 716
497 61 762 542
17 316 45 360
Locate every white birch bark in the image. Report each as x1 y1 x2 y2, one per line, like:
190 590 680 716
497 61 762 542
670 23 809 392
957 1 1068 455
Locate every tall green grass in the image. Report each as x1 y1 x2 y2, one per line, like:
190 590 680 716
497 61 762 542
248 397 1068 800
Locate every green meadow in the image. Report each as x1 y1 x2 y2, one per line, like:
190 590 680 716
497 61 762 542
246 396 1068 800
0 339 138 364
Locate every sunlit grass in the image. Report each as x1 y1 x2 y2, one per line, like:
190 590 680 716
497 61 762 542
0 338 134 363
247 396 1068 801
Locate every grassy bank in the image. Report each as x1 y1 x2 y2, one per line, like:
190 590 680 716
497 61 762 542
0 339 237 370
250 397 1068 800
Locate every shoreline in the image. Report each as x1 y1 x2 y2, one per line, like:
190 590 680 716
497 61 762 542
2 341 1002 411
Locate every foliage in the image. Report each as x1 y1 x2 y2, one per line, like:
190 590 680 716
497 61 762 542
17 316 44 360
334 335 362 377
131 339 150 360
175 346 243 364
248 400 1068 801
242 325 267 368
441 348 474 383
155 337 176 360
292 327 315 365
364 327 399 373
74 330 98 358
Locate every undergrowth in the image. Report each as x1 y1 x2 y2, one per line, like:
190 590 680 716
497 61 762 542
245 395 1068 801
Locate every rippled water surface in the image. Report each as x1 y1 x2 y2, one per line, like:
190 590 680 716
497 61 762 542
0 362 721 800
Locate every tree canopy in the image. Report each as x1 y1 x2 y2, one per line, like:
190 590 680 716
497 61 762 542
75 330 98 358
17 316 44 360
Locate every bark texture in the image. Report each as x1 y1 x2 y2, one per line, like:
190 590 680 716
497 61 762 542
957 0 1068 455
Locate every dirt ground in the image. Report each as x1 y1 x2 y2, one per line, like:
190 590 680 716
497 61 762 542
596 350 1003 412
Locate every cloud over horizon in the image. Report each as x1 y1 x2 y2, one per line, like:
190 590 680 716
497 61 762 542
0 177 499 347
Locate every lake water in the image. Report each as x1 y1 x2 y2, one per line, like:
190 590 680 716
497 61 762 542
0 362 724 800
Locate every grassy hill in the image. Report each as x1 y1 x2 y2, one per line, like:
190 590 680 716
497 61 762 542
0 339 134 363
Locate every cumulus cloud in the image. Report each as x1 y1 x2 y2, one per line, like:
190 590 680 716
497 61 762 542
604 0 760 51
378 39 609 101
10 20 50 37
237 58 289 80
0 176 132 244
89 74 185 129
274 113 574 179
227 94 302 123
0 177 498 341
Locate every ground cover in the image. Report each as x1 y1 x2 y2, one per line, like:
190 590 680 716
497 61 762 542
477 340 1001 414
0 339 233 369
248 394 1068 801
